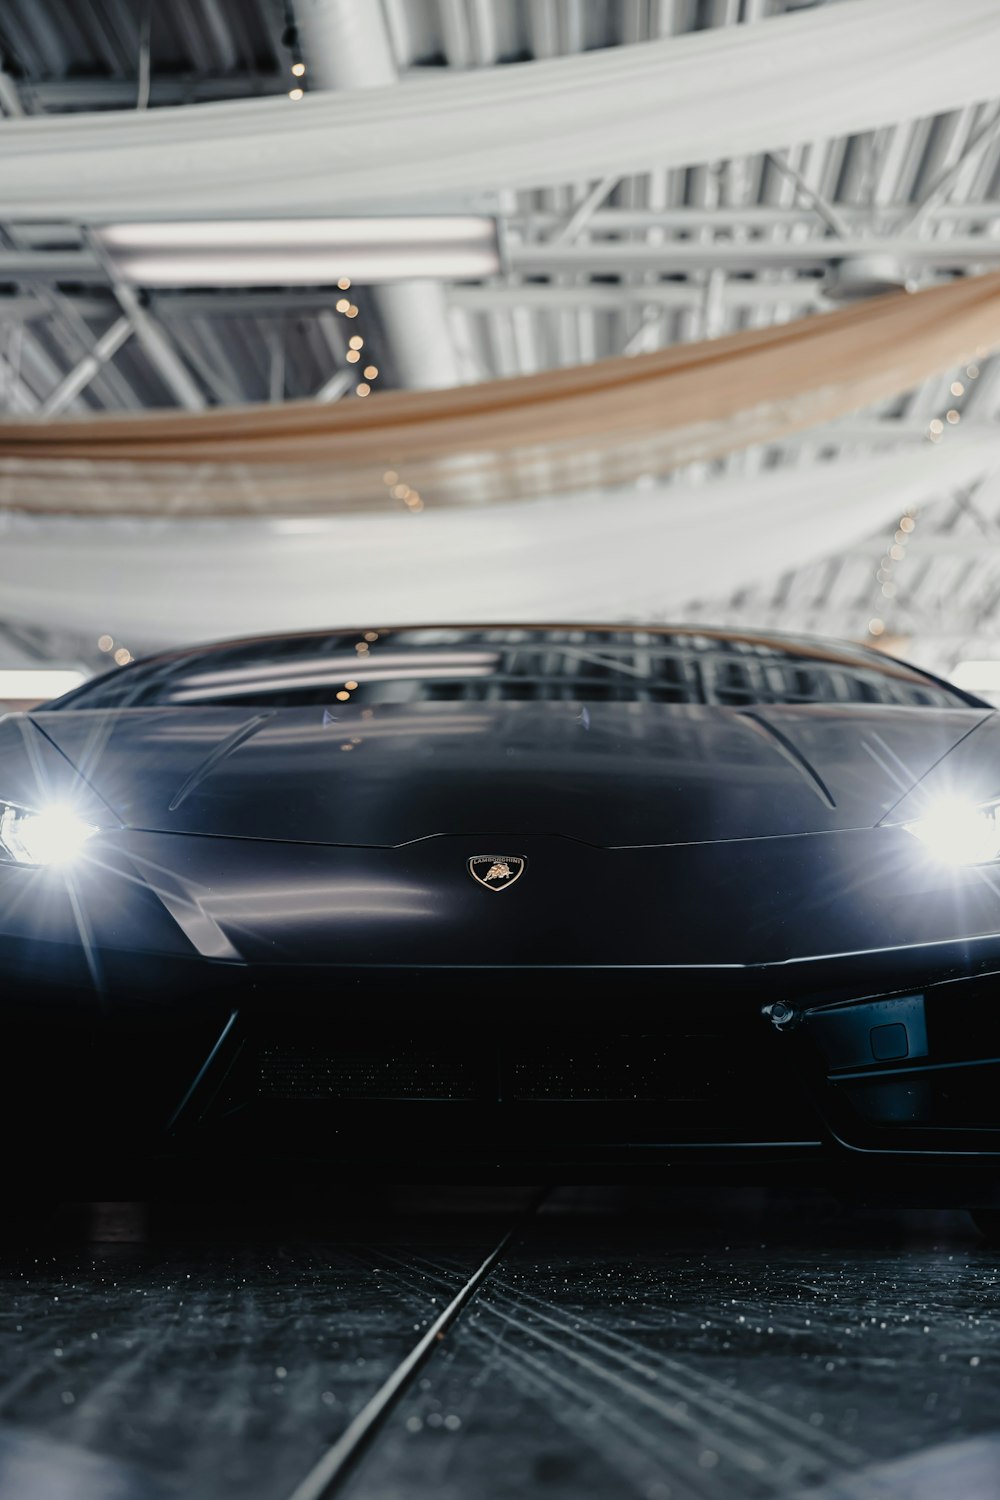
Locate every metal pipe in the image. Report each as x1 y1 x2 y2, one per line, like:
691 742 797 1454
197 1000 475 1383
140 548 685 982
295 0 462 390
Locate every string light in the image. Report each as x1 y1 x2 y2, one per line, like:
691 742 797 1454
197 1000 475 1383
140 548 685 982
326 269 428 514
288 87 304 101
866 365 971 639
329 277 385 409
114 647 132 666
330 637 382 716
383 469 425 514
97 635 113 652
867 506 918 638
291 61 306 77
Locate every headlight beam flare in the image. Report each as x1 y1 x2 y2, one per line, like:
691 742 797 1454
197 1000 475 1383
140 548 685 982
0 803 99 867
904 797 1000 867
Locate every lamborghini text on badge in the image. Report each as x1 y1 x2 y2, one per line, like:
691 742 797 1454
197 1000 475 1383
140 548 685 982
467 854 527 892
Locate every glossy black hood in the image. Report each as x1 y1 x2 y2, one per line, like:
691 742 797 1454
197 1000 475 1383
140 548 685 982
28 699 988 850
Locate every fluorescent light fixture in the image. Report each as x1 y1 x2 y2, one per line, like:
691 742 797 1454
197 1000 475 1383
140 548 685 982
951 660 1000 694
95 218 501 286
0 668 87 701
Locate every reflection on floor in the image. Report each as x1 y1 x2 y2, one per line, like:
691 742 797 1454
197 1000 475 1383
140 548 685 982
0 1191 997 1500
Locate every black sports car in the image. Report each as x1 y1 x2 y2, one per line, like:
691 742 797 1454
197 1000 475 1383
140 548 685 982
6 623 1000 1202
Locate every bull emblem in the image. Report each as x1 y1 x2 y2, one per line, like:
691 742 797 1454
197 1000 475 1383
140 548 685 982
468 854 527 893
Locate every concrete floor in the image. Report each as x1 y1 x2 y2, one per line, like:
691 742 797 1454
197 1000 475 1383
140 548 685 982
0 1194 998 1500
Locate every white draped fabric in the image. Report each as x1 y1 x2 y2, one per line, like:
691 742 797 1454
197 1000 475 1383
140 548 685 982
2 439 994 647
0 0 997 217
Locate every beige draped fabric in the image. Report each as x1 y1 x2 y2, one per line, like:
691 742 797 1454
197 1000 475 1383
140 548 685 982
1 273 999 517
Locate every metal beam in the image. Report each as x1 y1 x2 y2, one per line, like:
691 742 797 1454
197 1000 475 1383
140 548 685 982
16 74 287 110
0 291 118 322
0 318 127 416
92 263 206 410
39 315 133 416
448 282 828 312
0 71 25 117
515 204 1000 232
164 320 245 405
506 237 1000 275
140 283 815 316
266 325 285 404
315 368 353 403
549 176 621 245
0 250 101 279
136 0 152 111
0 295 49 321
0 344 39 413
764 151 852 239
905 108 1000 232
0 223 141 411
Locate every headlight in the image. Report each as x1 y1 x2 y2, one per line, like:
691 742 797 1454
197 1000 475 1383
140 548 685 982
904 796 1000 867
0 802 99 867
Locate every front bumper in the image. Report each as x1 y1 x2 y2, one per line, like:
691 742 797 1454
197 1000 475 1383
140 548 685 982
5 957 1000 1184
4 827 1000 1179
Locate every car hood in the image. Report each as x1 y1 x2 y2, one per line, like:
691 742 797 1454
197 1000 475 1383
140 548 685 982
28 699 989 850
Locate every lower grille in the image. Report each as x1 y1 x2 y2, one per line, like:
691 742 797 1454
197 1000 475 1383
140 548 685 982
206 1020 822 1150
258 1044 479 1100
510 1037 726 1101
258 1034 742 1105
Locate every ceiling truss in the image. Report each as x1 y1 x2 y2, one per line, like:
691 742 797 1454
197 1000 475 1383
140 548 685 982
0 0 998 675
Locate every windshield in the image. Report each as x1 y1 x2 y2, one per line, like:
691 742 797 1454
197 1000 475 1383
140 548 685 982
53 626 972 712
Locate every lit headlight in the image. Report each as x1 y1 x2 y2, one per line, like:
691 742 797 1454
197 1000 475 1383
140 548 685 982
904 797 1000 867
0 802 99 867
